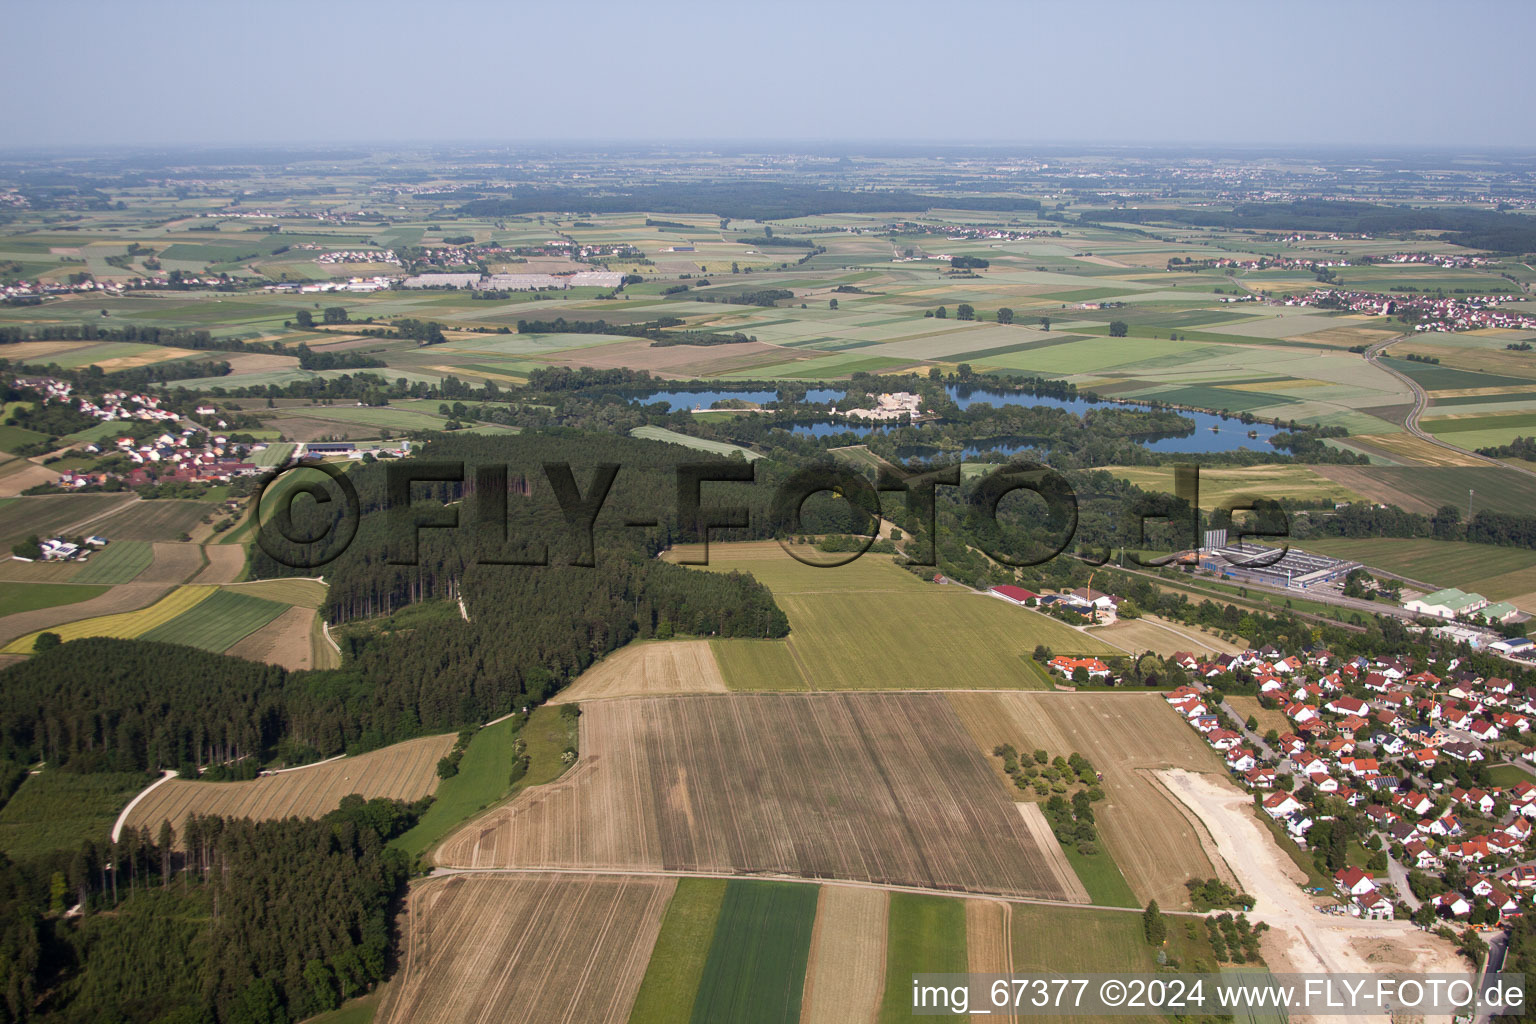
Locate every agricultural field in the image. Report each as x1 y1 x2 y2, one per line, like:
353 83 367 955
120 733 456 837
673 541 1111 690
1087 613 1246 658
70 539 155 583
878 893 969 1024
376 873 674 1024
947 692 1233 909
801 885 888 1024
1308 464 1536 516
0 581 108 619
1103 464 1363 508
88 499 209 541
136 588 288 652
1 583 216 653
551 640 727 702
688 880 818 1024
434 693 1079 900
1297 536 1536 610
0 492 133 549
224 605 320 670
0 771 152 860
629 424 764 460
629 879 729 1024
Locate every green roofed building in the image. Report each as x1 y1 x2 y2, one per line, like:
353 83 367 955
1478 601 1521 624
1402 587 1489 619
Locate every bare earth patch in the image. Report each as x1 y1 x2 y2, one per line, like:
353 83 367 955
225 605 317 670
189 543 245 584
550 640 727 703
1160 770 1465 988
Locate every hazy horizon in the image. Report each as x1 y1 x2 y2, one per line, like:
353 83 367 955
5 0 1532 150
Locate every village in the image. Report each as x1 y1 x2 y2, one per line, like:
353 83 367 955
1161 644 1536 930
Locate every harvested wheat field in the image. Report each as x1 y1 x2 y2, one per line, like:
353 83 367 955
550 640 727 703
121 733 455 838
966 899 1014 1024
139 542 207 583
800 884 888 1024
377 872 673 1024
436 693 1077 900
1014 803 1089 903
948 692 1233 909
1087 614 1245 657
190 543 246 584
224 605 317 670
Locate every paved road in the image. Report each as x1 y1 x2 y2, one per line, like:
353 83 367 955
1385 855 1422 911
1364 334 1536 480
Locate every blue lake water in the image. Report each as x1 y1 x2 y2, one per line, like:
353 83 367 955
626 386 1283 453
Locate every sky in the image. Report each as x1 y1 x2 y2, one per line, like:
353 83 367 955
4 0 1533 150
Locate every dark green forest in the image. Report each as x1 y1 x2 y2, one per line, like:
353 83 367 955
0 796 415 1024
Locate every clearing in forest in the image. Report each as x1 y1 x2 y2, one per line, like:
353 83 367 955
120 734 456 838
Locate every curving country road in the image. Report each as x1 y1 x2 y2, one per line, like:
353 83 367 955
1363 334 1536 480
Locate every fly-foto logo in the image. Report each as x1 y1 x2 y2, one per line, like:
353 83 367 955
250 459 1291 571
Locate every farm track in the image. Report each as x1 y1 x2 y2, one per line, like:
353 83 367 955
430 865 1211 917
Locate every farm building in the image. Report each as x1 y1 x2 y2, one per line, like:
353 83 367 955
988 584 1037 605
1403 587 1488 619
302 441 357 457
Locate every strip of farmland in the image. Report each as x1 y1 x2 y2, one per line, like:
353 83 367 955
120 733 455 838
375 873 673 1024
434 693 1079 900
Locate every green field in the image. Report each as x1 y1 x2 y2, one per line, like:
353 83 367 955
137 589 288 652
0 424 48 451
689 881 818 1024
0 493 133 549
1061 842 1140 908
1298 537 1536 601
1319 465 1536 516
710 638 809 690
0 771 151 860
390 705 577 861
91 499 209 542
687 544 1112 690
628 879 729 1024
1380 356 1531 391
879 893 968 1024
0 581 109 618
